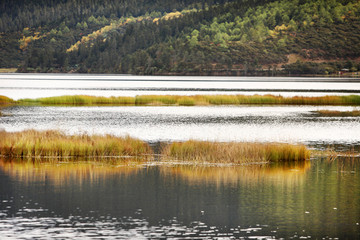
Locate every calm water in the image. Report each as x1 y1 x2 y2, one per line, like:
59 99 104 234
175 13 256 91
1 105 360 148
1 74 360 100
0 159 359 239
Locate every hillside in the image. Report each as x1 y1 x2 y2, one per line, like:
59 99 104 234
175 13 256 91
1 0 360 75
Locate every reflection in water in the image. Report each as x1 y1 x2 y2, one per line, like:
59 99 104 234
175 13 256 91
0 160 142 190
0 159 359 239
0 159 311 188
160 161 311 187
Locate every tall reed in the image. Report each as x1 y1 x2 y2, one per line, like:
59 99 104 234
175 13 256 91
0 130 152 160
19 95 135 105
161 140 310 163
16 94 360 106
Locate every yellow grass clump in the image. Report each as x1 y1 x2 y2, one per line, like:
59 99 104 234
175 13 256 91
15 94 360 106
161 140 310 163
19 95 135 105
0 130 152 160
0 68 17 73
0 95 15 105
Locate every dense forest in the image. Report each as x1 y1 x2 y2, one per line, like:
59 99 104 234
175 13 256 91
1 0 360 75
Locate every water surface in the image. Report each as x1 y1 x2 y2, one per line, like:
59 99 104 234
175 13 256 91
0 159 359 239
2 74 360 100
1 105 360 148
1 74 360 239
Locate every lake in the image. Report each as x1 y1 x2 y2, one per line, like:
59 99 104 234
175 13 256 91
0 74 360 239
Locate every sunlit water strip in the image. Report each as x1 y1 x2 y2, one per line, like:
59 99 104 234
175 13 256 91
1 105 360 147
2 89 360 101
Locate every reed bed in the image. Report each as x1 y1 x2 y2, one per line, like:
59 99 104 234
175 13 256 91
161 140 310 163
15 94 360 106
315 110 360 117
19 95 135 105
0 95 15 105
0 130 152 159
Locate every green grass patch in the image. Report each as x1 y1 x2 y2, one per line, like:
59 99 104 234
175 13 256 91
161 140 310 163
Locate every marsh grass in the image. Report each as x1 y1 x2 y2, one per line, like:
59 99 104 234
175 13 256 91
7 94 360 106
0 130 153 160
0 95 15 105
0 68 17 73
315 110 360 117
19 95 135 105
161 140 310 163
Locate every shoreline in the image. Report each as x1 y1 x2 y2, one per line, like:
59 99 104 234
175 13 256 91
1 72 360 82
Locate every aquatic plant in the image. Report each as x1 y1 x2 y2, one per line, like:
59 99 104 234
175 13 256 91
0 95 14 105
15 94 360 106
315 110 360 117
161 140 310 163
19 95 135 105
0 130 152 160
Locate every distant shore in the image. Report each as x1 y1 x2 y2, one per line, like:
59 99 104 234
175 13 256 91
1 70 360 80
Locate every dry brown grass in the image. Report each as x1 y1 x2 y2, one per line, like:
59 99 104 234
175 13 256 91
15 94 360 106
161 140 310 163
0 95 15 105
0 130 152 160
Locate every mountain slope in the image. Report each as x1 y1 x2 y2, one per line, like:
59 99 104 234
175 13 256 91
1 0 360 75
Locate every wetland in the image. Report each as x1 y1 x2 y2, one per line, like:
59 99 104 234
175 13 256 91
0 74 360 239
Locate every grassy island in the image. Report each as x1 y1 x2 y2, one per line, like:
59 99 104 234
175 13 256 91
4 94 360 106
0 130 310 163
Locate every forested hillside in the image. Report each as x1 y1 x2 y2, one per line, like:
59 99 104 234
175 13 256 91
1 0 360 75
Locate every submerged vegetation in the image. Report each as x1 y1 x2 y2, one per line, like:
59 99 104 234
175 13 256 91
14 94 360 106
0 130 152 160
161 140 310 163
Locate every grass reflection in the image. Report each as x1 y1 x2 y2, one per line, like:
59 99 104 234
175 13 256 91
159 161 311 186
0 158 311 188
0 158 143 188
